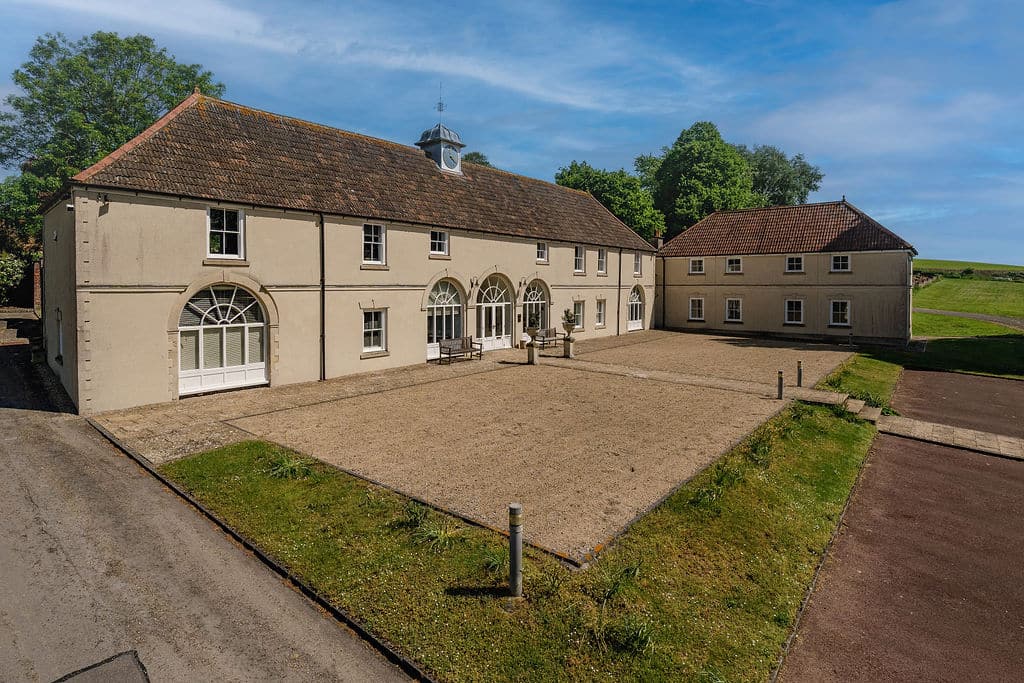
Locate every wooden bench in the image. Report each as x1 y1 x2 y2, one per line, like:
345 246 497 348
533 328 565 349
439 336 483 364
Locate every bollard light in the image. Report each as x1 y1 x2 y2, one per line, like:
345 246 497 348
797 360 803 387
509 503 523 598
777 370 784 400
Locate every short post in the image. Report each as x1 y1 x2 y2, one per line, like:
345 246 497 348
563 337 574 359
508 503 523 598
527 342 538 365
777 370 784 400
797 360 803 387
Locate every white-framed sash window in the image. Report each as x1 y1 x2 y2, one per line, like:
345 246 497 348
574 245 586 273
573 301 585 330
726 257 743 273
726 297 743 322
597 248 607 274
363 223 386 264
688 298 704 321
536 242 548 263
785 299 804 324
207 208 244 259
429 230 448 255
633 252 642 276
689 258 704 274
362 309 386 352
786 256 804 272
831 254 851 272
595 299 606 327
831 300 851 326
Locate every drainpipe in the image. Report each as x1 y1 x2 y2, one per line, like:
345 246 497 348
318 212 326 381
659 254 666 329
616 248 622 335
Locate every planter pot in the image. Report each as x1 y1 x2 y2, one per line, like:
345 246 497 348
562 322 576 337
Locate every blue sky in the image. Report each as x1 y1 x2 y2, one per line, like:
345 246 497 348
2 0 1022 263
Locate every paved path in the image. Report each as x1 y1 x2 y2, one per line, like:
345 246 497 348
877 415 1024 460
545 356 848 405
914 306 1024 331
0 344 405 682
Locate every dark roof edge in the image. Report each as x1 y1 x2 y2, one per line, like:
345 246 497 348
51 181 654 251
841 199 918 255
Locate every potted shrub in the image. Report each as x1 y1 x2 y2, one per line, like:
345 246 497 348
526 312 541 343
562 307 577 338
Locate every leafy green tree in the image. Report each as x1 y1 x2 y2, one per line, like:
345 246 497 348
0 32 224 253
461 151 492 167
0 252 26 305
735 144 823 206
650 122 760 236
633 152 663 194
555 161 665 240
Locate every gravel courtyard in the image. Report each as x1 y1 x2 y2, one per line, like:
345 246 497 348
230 363 780 561
576 330 852 388
96 330 852 562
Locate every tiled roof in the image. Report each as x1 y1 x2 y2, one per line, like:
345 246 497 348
70 93 654 252
658 201 916 257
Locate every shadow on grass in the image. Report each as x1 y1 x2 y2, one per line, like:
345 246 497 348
864 334 1024 378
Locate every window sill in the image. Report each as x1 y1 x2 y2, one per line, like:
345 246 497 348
360 350 390 359
828 323 852 328
783 322 805 327
784 270 805 275
360 263 389 271
597 271 608 277
203 258 249 267
829 270 852 274
536 259 549 265
595 324 606 329
724 271 744 275
688 272 705 276
633 273 643 278
573 271 586 277
723 320 744 324
429 253 451 260
687 318 705 323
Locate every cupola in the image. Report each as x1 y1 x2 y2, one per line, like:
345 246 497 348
416 123 465 174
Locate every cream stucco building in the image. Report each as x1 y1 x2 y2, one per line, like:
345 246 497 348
42 93 656 414
655 201 916 344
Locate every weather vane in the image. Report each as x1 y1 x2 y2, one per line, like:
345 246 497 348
436 82 445 121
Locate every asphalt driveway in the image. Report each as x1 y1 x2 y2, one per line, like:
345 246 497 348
0 343 404 682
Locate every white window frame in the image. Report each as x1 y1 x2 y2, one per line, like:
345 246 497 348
597 248 607 274
688 297 704 322
831 254 851 272
573 301 585 330
362 309 387 352
206 207 245 259
689 258 705 274
429 229 448 255
363 223 386 265
725 297 743 322
627 287 644 331
574 245 586 273
830 300 851 327
785 299 804 325
633 252 642 276
595 299 606 327
726 257 743 274
536 242 549 263
786 255 804 273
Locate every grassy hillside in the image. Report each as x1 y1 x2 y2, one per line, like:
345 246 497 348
915 259 1024 272
914 279 1024 319
913 312 1022 338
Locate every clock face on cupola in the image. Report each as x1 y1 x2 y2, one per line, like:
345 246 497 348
416 123 464 174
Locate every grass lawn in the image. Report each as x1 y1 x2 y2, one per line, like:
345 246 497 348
914 279 1024 319
161 376 885 681
915 259 1024 272
818 354 903 407
913 312 1022 338
870 336 1024 381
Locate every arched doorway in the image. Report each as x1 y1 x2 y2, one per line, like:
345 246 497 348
426 279 464 360
178 284 267 395
476 274 512 351
628 286 645 331
522 279 549 331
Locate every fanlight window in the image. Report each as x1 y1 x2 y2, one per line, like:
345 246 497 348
627 286 644 331
427 279 463 344
178 286 266 375
523 280 548 330
477 275 511 304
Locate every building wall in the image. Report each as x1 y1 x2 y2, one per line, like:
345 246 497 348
42 194 80 408
50 189 654 413
658 251 912 343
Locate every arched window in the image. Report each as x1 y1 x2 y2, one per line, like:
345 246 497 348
628 286 644 331
476 274 513 350
427 279 463 347
522 279 549 330
178 285 267 395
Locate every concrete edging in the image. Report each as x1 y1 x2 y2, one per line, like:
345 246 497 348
86 418 434 683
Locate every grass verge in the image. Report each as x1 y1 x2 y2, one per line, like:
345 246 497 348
869 336 1024 380
819 354 903 407
912 312 1022 338
913 278 1024 319
161 394 881 681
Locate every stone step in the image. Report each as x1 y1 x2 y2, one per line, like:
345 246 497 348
844 398 866 414
858 405 882 423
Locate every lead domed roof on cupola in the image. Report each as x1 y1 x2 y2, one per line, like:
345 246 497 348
416 123 464 148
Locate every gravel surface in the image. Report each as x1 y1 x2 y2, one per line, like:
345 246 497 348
577 331 852 388
231 363 781 560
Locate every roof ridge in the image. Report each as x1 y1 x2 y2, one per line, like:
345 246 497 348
709 200 844 216
840 198 918 254
74 90 201 182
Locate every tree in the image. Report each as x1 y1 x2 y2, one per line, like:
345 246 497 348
555 161 665 240
649 122 760 236
0 32 224 254
735 144 823 206
461 151 492 167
